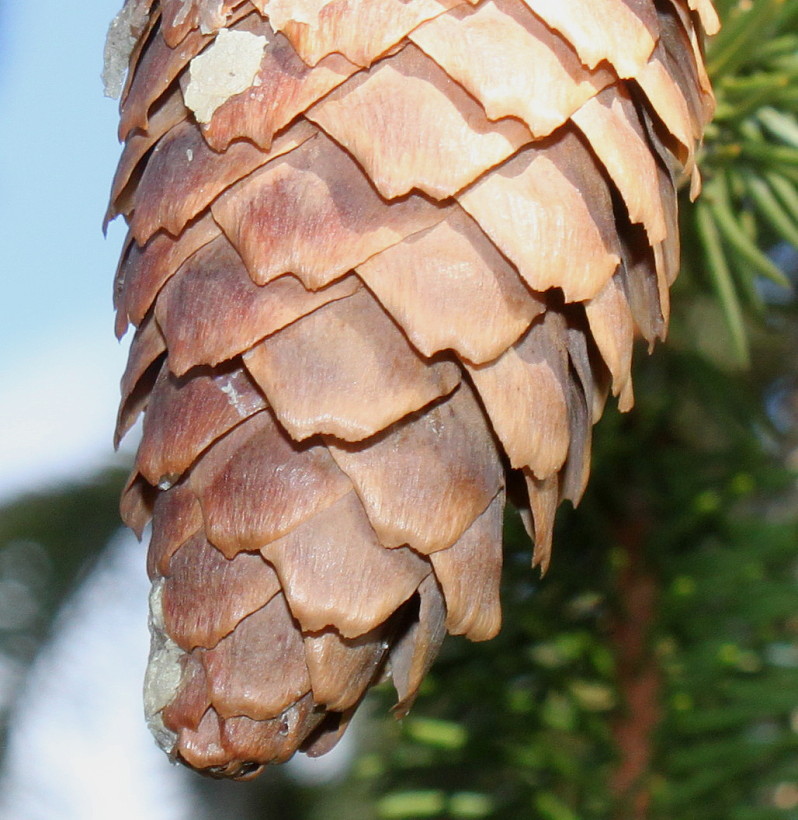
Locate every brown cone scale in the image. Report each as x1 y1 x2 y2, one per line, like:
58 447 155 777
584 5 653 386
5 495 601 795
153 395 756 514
107 0 716 778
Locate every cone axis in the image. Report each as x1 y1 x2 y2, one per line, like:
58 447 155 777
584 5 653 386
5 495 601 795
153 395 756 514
107 0 717 779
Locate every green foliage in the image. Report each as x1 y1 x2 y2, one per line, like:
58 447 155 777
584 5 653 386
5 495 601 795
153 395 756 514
0 469 128 750
692 0 798 362
0 468 129 654
651 471 798 818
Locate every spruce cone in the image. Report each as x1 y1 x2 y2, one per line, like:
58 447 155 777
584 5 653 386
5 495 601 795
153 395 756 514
107 0 718 779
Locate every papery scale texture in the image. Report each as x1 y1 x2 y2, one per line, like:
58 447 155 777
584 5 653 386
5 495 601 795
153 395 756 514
108 0 716 779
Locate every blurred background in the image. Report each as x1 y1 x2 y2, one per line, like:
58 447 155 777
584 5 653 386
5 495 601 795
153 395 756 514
0 1 797 818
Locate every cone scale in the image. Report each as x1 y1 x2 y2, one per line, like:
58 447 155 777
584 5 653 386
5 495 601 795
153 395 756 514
107 0 718 779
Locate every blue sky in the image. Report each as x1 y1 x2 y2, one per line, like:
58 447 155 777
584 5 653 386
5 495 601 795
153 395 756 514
0 0 134 500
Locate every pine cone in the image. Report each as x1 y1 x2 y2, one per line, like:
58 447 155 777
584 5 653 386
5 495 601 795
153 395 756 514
108 0 718 779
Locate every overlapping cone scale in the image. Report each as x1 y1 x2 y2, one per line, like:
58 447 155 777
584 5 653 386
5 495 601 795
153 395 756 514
109 0 716 779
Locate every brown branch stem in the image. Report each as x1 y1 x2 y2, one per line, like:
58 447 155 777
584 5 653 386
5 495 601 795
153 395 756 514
609 516 661 820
